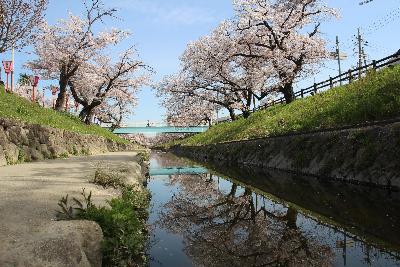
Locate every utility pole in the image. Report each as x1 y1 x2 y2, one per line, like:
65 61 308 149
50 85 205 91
336 36 343 85
11 45 14 92
362 46 367 67
357 28 363 78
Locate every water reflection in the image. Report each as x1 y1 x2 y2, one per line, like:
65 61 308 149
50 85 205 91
149 152 400 267
161 173 332 267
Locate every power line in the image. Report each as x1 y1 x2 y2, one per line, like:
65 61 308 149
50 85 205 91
334 6 400 53
363 6 400 35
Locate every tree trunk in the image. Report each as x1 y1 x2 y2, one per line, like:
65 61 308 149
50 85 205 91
110 124 117 131
85 112 94 125
243 90 253 118
280 83 295 104
79 98 103 125
55 75 68 111
79 106 95 125
228 108 236 121
242 109 251 119
228 184 238 197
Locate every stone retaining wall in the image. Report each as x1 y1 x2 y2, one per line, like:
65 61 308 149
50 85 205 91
0 118 136 166
171 122 400 188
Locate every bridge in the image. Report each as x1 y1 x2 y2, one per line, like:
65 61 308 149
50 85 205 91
149 167 209 176
111 126 209 134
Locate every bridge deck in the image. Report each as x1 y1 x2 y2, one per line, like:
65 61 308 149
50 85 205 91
112 126 209 134
149 167 209 176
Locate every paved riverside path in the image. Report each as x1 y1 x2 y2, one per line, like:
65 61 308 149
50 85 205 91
0 152 142 266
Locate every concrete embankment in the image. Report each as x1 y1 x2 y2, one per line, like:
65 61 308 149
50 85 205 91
0 152 147 267
0 118 138 166
171 121 400 189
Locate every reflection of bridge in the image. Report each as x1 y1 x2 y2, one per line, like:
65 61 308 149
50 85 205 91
149 167 209 176
111 126 209 134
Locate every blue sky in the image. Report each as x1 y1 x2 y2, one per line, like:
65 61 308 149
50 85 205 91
3 0 400 123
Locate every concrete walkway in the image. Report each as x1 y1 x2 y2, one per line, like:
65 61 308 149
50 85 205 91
0 152 141 267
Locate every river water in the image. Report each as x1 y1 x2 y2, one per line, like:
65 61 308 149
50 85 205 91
147 151 400 267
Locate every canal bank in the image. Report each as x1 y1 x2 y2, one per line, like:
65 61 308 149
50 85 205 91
169 120 400 189
147 151 400 267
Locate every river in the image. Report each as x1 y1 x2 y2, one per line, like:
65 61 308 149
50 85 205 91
147 151 400 267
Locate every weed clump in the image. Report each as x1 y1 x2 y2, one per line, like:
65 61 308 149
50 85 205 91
91 163 127 189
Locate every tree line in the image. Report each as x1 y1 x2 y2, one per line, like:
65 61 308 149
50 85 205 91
0 0 150 129
157 0 340 126
2 0 368 128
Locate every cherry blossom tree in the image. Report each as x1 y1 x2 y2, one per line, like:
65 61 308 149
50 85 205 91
68 48 149 125
162 93 217 127
124 133 191 147
27 0 123 111
93 97 131 130
14 84 45 104
233 0 339 103
14 74 45 104
158 0 338 122
158 22 273 120
0 0 48 53
123 134 151 147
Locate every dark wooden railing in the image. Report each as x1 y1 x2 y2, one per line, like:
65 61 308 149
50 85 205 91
264 51 400 108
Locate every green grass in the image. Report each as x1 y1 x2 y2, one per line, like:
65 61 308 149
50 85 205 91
57 186 150 267
82 187 150 267
0 85 128 144
167 66 400 147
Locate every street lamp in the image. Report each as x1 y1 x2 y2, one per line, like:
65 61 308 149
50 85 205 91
2 60 13 92
30 75 40 102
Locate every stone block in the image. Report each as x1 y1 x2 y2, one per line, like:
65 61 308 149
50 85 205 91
3 142 19 164
0 145 6 166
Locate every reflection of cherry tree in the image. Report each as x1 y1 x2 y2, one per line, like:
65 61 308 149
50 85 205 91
159 174 333 267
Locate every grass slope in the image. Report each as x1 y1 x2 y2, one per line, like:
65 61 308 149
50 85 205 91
0 85 128 144
169 66 400 147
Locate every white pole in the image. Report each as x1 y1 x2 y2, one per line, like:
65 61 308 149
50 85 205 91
11 45 14 92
